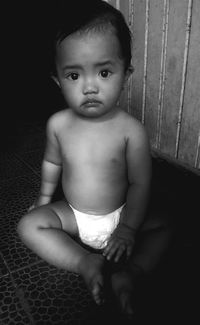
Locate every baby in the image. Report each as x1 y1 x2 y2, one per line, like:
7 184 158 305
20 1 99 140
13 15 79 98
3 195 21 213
18 0 168 318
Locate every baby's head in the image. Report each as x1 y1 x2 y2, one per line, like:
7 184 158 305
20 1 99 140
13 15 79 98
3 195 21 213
51 0 132 75
50 0 133 119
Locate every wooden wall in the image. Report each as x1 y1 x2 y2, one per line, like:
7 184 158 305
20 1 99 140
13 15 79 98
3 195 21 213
105 0 200 173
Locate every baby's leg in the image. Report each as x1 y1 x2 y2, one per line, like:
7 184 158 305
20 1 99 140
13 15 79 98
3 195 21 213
17 202 105 304
111 214 172 318
111 268 136 319
18 202 85 271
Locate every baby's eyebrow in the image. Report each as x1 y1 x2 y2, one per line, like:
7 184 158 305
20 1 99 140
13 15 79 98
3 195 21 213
95 60 114 67
62 64 82 71
62 60 114 72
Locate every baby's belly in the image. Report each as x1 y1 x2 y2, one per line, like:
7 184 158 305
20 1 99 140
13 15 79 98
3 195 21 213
62 175 128 215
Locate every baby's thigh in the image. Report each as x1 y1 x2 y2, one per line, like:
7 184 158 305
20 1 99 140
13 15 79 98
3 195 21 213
18 201 78 237
49 200 78 236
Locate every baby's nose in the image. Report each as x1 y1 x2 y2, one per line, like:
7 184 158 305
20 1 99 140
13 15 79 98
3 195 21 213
83 78 98 94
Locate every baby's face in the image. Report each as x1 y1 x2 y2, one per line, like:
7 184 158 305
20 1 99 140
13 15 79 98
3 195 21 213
55 29 129 119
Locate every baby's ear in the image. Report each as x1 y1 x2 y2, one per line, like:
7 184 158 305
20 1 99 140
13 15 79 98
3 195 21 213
125 65 134 81
51 75 61 88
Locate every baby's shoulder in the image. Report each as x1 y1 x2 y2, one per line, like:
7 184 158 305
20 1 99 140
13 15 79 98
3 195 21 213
118 111 149 150
46 109 72 132
120 111 146 135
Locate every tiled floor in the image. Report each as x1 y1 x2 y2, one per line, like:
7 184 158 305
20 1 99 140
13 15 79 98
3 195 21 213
0 121 198 324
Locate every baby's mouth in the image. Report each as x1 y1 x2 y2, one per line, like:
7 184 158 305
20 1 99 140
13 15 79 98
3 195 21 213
82 99 102 108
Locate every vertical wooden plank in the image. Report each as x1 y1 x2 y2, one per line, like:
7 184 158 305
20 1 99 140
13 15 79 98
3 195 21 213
118 0 129 113
142 0 150 124
127 0 134 114
118 0 129 26
130 0 146 121
116 0 120 10
107 0 117 8
144 0 165 147
156 0 170 148
104 1 131 114
108 0 199 172
195 131 200 169
175 0 193 158
160 0 188 156
178 0 200 168
118 0 133 114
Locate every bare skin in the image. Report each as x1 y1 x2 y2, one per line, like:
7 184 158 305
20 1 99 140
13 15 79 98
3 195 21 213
18 201 105 304
111 270 136 318
110 220 172 317
18 30 152 310
79 253 105 305
54 109 129 214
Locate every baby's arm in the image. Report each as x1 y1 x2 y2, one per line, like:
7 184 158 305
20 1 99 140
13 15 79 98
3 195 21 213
35 159 62 207
103 121 151 262
30 115 62 209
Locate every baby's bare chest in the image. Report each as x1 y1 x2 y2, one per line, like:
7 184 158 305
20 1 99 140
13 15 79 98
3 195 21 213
59 128 126 167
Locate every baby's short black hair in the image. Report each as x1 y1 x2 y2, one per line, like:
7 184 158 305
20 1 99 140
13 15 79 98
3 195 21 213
50 0 132 74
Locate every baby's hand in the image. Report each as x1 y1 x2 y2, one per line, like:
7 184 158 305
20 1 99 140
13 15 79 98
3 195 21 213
28 203 36 212
103 223 136 262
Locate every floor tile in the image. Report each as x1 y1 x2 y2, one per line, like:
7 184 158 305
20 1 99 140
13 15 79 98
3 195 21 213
0 253 9 277
0 232 41 274
12 262 93 325
0 274 31 324
0 175 40 213
0 176 41 271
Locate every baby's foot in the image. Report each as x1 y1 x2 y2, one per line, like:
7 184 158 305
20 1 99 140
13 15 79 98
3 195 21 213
111 270 136 319
79 253 105 305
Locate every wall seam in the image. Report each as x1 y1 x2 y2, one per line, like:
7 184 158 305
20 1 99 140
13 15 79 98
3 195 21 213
156 0 169 149
142 0 150 124
195 129 200 168
175 0 193 158
127 0 134 114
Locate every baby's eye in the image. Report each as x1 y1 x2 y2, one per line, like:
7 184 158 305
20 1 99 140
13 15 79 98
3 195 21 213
67 73 79 81
100 70 111 78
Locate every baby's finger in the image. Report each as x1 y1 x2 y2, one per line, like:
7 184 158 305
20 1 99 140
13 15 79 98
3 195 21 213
103 240 114 257
114 245 126 262
126 245 133 259
104 242 119 261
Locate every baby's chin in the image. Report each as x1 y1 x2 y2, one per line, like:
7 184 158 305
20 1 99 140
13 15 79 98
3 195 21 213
74 106 118 120
75 108 111 119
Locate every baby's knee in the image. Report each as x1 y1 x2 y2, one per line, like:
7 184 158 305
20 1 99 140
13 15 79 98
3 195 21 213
17 206 61 240
17 207 47 238
17 211 38 241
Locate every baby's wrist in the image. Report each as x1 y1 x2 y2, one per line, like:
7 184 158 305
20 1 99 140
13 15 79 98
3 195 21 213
37 193 52 206
39 193 52 198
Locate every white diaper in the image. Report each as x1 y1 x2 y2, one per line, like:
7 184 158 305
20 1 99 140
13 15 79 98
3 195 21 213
69 204 125 249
